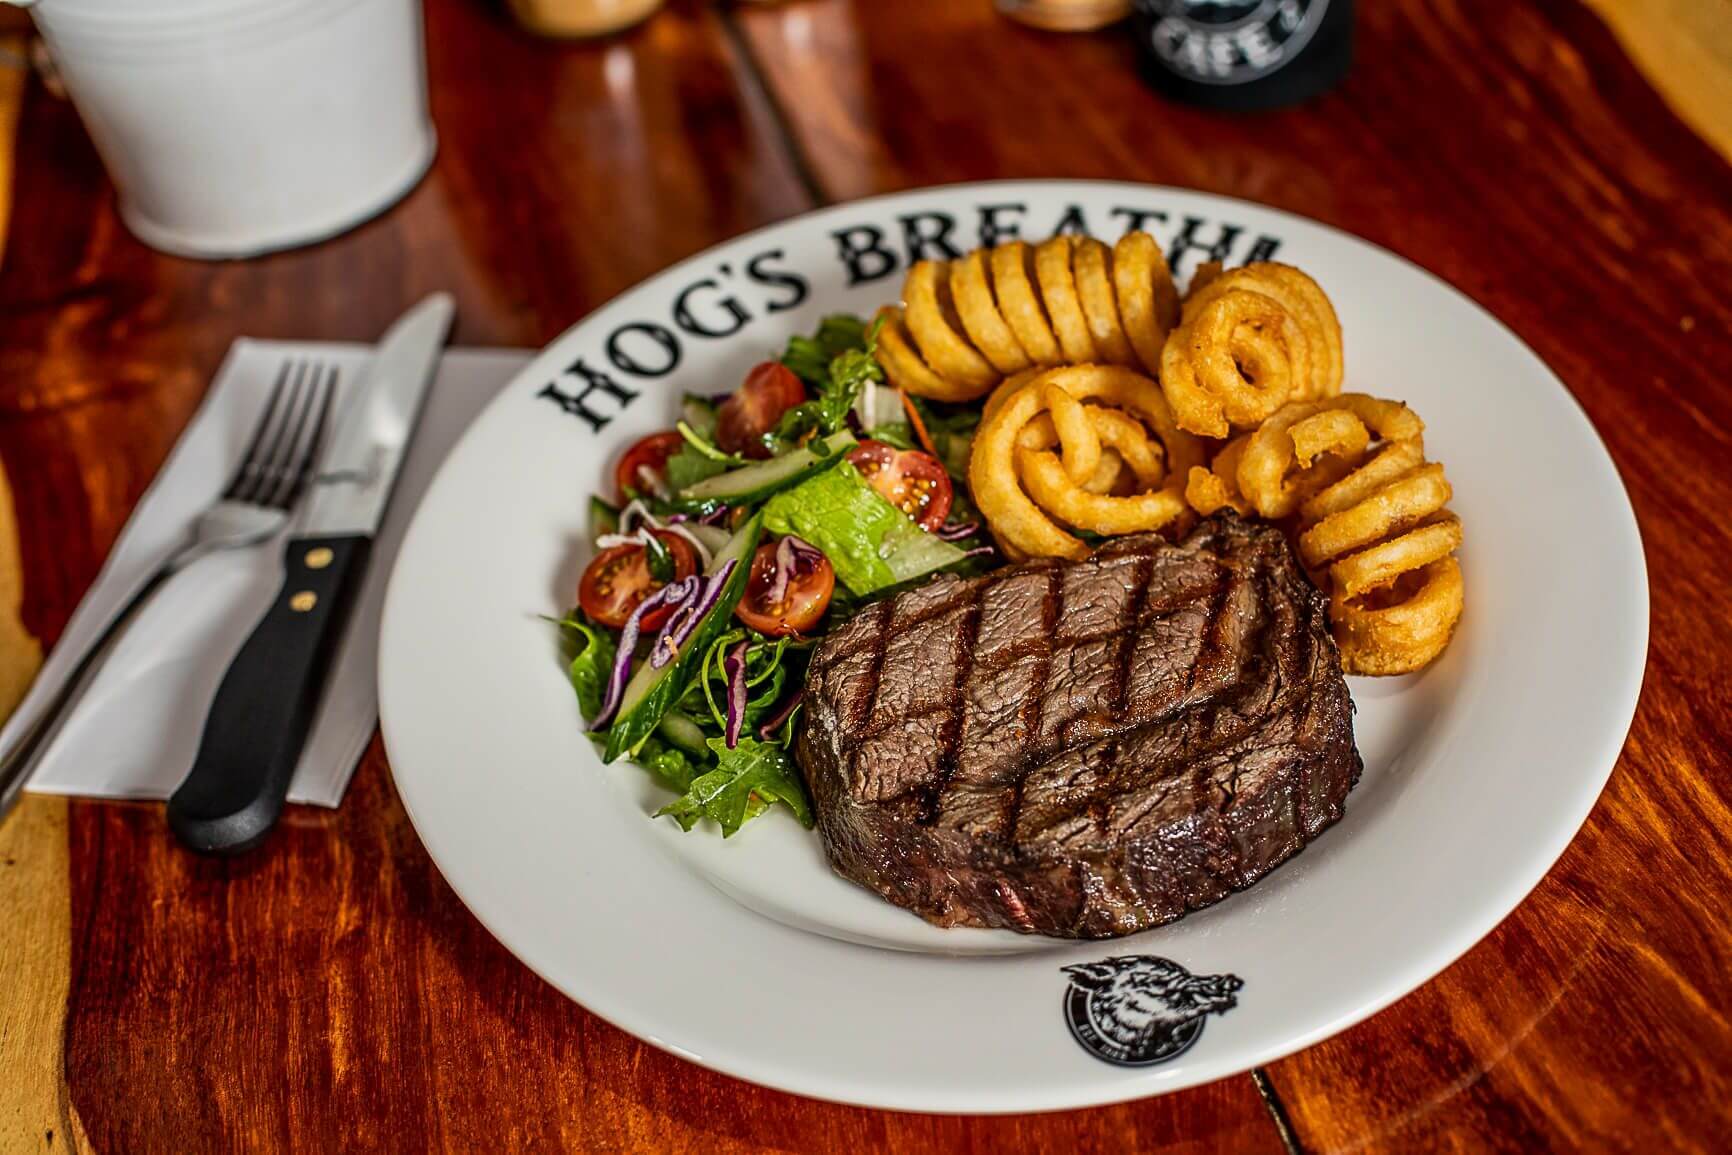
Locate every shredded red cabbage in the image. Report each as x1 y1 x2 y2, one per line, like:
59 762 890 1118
936 520 980 541
766 536 795 607
675 560 736 651
960 544 996 560
756 689 803 742
592 556 740 730
590 579 684 729
766 534 824 607
722 639 749 748
647 575 703 669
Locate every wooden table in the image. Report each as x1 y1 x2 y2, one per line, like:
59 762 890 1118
3 1 1730 1150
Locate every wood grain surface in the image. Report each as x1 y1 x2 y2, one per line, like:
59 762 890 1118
0 0 1728 1150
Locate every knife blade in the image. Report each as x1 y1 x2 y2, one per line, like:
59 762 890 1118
168 293 454 854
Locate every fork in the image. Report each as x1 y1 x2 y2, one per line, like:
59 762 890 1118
0 360 338 819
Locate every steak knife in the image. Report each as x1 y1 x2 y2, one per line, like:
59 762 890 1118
168 294 455 854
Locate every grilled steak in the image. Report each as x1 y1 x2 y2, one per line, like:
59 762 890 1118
795 515 1361 939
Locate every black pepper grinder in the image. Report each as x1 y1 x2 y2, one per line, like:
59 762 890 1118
1130 0 1354 112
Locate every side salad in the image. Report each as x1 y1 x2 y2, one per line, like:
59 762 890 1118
561 315 992 836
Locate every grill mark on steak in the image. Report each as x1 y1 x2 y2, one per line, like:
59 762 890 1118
1110 552 1156 718
915 592 987 824
797 516 1361 939
999 566 1066 835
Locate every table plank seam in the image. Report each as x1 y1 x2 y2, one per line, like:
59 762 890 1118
1253 1067 1306 1155
718 3 832 210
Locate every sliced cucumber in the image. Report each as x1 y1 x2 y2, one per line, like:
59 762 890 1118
657 710 712 755
881 517 968 584
589 495 619 542
676 430 857 506
681 394 719 439
684 523 732 556
603 511 765 763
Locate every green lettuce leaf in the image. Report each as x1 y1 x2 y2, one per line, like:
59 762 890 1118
760 462 965 594
637 735 702 794
662 442 726 492
781 313 869 386
559 617 616 721
657 736 813 837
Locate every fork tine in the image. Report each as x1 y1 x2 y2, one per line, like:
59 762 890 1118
236 363 310 506
254 367 314 509
224 361 297 501
277 365 337 511
232 362 307 504
262 364 330 510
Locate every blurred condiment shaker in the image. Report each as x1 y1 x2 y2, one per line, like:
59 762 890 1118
996 0 1130 33
506 0 662 38
1129 0 1353 111
5 0 435 258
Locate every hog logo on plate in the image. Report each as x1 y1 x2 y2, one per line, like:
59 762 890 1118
1137 0 1331 85
1061 956 1244 1067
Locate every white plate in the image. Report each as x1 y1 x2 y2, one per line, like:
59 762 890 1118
378 181 1647 1113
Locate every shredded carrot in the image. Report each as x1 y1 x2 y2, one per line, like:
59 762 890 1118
899 389 941 459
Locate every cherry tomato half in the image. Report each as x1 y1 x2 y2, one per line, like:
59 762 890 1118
614 430 685 503
715 362 808 458
846 440 954 532
735 541 836 638
578 530 699 631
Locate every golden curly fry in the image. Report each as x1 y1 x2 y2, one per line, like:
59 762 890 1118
1082 447 1126 495
1195 389 1461 676
990 241 1062 366
1184 434 1252 517
1114 231 1179 377
1160 262 1345 436
970 365 1202 559
874 306 968 401
1194 289 1303 429
1041 381 1102 484
880 231 1189 401
1290 407 1369 467
1255 263 1344 401
1020 447 1192 537
1331 557 1464 676
949 248 1032 375
1238 394 1422 518
1021 407 1165 489
1327 514 1462 600
1300 439 1426 523
1085 407 1167 487
1073 237 1138 367
1035 237 1098 364
903 260 998 396
1265 395 1462 676
1160 296 1292 438
1298 463 1453 570
1183 262 1343 401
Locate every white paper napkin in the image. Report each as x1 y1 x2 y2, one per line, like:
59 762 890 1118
9 340 533 806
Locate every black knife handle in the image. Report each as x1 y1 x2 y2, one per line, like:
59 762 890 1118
169 534 371 854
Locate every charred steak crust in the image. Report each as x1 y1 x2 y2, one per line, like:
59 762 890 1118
794 516 1362 939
